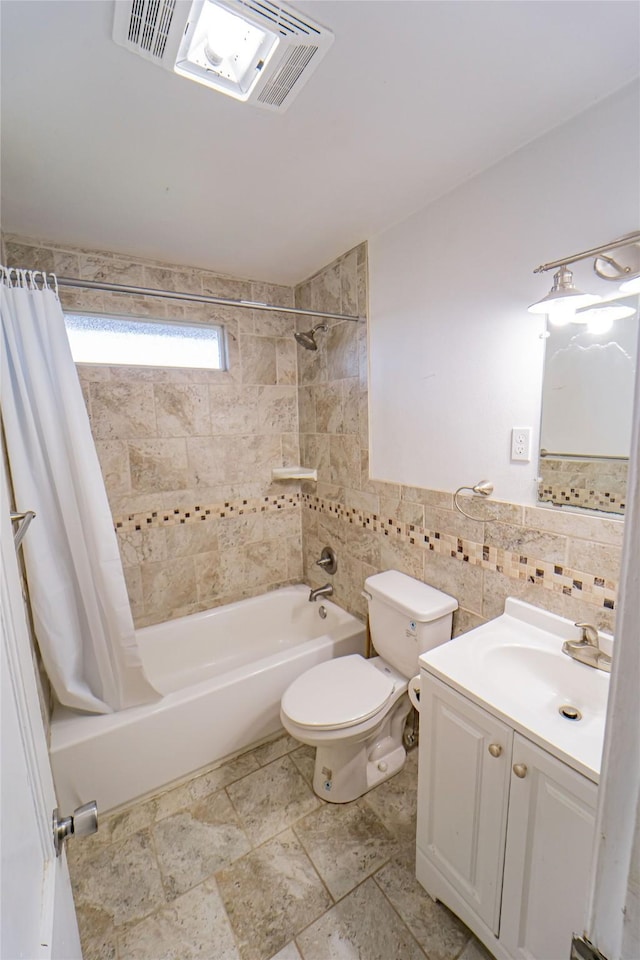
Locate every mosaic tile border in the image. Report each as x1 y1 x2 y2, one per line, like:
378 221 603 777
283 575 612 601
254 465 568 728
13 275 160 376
113 490 617 611
538 483 625 514
113 493 300 534
302 494 617 612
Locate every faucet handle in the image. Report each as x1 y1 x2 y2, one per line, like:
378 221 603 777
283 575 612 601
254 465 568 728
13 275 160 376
315 546 337 575
575 622 599 645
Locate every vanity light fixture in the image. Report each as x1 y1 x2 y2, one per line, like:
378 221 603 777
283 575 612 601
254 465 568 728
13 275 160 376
529 231 640 319
572 302 636 329
527 265 600 317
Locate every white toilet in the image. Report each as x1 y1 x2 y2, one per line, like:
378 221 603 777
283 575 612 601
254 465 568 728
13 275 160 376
280 570 458 803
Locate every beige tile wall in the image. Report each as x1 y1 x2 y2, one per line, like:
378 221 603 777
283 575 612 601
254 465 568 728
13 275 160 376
4 234 624 638
295 245 623 635
4 236 303 627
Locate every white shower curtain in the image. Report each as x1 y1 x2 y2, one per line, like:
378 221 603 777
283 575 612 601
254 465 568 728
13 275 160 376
0 270 158 713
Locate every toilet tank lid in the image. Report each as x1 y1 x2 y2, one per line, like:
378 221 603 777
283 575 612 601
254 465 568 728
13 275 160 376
364 570 458 620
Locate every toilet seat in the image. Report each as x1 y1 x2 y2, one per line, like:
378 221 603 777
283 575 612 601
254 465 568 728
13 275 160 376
281 654 395 731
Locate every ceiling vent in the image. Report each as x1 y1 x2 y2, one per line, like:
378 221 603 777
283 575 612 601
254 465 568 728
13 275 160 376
113 0 333 112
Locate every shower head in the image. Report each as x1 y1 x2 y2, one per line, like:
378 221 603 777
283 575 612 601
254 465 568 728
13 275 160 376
294 323 327 351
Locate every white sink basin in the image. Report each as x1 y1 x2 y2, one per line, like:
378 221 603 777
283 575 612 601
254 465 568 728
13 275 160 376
419 598 612 782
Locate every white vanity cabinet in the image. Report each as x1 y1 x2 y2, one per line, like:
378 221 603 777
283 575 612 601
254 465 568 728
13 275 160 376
499 733 597 960
416 675 513 935
416 674 598 960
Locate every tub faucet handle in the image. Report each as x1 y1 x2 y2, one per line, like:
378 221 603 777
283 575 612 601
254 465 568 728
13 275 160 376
315 546 337 575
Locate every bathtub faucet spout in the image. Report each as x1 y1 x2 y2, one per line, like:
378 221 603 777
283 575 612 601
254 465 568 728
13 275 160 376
309 584 333 602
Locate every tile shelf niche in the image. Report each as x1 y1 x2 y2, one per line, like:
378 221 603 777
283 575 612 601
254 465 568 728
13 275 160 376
271 466 318 481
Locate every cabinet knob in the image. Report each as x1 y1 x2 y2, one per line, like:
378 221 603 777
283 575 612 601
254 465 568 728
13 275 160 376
488 743 503 758
513 763 528 779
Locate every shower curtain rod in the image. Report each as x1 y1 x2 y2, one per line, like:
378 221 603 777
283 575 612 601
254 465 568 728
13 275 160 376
57 276 365 323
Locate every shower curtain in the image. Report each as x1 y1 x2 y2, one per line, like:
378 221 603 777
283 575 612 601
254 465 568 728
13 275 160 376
0 269 158 713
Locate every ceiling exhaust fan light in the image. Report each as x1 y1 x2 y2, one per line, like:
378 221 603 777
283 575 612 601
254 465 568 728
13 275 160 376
175 0 280 99
113 0 335 113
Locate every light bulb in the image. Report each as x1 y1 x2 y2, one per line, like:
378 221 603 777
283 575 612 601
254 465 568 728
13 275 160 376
575 304 636 336
619 275 640 295
587 314 614 335
546 302 576 327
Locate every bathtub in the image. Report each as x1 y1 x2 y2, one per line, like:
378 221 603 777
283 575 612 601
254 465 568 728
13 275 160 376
49 586 365 813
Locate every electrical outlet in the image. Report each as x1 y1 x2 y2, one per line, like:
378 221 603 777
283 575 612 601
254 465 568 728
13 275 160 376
511 427 531 462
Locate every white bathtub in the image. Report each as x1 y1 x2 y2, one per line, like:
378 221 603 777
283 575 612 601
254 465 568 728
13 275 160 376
50 586 365 813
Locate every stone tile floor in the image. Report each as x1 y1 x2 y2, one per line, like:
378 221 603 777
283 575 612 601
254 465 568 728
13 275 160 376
68 733 492 960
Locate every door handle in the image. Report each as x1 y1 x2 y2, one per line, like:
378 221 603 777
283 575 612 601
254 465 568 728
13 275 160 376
52 801 98 857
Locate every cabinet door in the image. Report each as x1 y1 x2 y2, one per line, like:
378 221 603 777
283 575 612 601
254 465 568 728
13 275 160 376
417 674 513 934
500 734 597 960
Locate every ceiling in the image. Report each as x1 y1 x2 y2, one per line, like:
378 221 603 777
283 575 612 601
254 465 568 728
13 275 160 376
1 1 639 285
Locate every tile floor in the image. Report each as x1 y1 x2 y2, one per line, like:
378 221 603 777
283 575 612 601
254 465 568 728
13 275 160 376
68 733 491 960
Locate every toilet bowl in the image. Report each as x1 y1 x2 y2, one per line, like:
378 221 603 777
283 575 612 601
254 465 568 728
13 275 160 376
280 570 457 803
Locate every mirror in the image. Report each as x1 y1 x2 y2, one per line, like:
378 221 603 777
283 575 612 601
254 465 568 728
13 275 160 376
538 295 639 515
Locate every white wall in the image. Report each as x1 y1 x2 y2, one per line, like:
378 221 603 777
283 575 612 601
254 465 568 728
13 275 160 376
369 80 640 505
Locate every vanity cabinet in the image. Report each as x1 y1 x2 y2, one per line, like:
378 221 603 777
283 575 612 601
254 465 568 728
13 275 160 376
416 674 597 960
499 733 597 960
416 676 513 935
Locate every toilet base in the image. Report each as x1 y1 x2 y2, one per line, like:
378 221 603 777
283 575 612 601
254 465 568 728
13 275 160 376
311 696 411 803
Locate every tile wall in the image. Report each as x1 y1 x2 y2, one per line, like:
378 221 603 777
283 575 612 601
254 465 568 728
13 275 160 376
295 248 623 635
539 456 627 515
4 235 624 638
3 236 303 627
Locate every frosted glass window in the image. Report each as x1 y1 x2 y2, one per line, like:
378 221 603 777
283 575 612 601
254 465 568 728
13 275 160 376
64 314 226 370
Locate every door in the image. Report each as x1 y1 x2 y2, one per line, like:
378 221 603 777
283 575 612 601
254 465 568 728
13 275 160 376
416 674 513 934
500 733 598 960
0 459 81 959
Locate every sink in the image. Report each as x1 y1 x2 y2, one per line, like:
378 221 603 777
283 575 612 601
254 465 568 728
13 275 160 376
482 643 609 718
419 598 612 781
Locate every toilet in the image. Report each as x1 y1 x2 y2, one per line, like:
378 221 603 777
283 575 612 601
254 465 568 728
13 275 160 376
280 570 458 803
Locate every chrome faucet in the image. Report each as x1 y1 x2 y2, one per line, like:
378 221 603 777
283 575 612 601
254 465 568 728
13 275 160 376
309 583 333 603
562 622 611 673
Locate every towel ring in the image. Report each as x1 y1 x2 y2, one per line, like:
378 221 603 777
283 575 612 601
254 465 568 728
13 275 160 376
453 481 497 522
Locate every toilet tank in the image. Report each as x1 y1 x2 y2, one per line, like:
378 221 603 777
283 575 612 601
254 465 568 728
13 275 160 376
364 570 458 678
